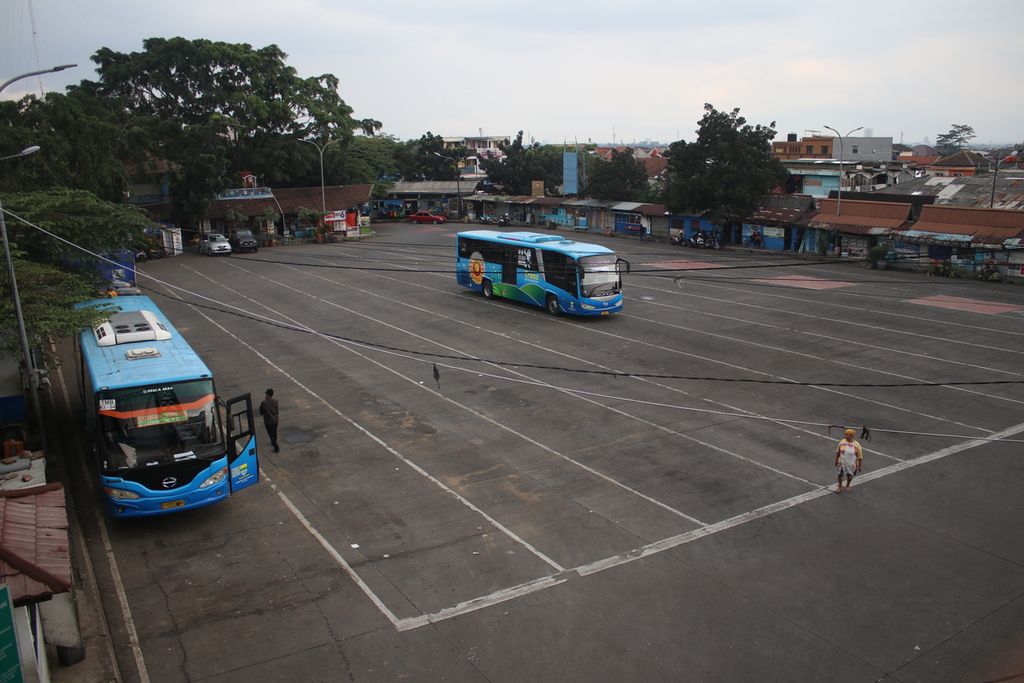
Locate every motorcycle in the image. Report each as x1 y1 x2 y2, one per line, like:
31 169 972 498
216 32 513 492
498 213 510 227
479 215 496 225
687 232 721 249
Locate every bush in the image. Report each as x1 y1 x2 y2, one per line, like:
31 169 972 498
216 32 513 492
867 244 889 262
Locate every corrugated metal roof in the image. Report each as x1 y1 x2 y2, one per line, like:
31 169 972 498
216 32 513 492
610 202 645 212
0 483 72 607
898 230 973 243
874 174 1024 211
389 181 467 194
809 199 913 233
563 199 617 208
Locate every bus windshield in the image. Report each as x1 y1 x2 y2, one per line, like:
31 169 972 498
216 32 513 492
98 379 221 470
579 255 622 298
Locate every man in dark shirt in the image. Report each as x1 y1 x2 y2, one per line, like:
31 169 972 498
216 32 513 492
258 388 280 452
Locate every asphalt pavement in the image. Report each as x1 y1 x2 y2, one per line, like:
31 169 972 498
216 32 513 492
48 224 1024 682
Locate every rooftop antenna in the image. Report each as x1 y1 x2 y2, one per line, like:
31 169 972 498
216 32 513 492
28 0 45 96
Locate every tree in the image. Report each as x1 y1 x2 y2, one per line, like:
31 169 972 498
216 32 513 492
392 132 467 181
935 124 976 156
480 132 563 195
0 189 151 363
586 149 649 201
0 90 129 202
82 37 362 227
662 104 787 224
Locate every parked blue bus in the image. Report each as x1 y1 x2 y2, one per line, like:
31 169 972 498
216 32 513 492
76 295 260 518
456 231 630 316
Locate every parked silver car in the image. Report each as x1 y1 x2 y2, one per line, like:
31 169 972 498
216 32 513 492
199 233 232 256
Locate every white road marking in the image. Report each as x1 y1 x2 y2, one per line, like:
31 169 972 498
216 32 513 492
170 270 567 573
54 348 149 682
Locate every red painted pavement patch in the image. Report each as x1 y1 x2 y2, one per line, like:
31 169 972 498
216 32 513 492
754 275 855 290
646 260 728 270
904 295 1024 315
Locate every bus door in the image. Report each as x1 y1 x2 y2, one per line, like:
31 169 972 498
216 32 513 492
502 246 518 285
225 394 260 492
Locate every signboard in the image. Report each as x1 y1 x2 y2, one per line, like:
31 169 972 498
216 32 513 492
0 585 23 683
562 151 578 195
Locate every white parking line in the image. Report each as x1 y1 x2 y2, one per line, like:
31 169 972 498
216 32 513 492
401 420 1024 628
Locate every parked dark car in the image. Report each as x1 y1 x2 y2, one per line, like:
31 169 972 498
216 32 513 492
229 229 259 253
408 210 447 224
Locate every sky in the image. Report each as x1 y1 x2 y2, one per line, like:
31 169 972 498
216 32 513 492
2 0 1022 147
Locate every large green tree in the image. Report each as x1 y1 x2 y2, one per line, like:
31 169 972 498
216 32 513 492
663 104 787 223
81 37 363 227
480 132 563 195
935 124 976 156
0 189 151 363
586 149 649 201
0 90 129 201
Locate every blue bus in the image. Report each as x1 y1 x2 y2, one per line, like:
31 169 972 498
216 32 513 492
76 295 260 517
456 231 630 316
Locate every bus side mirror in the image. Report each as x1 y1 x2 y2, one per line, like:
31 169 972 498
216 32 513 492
617 258 631 274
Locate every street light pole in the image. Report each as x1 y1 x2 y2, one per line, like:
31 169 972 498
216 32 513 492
0 147 46 453
990 151 1019 209
434 152 461 219
823 125 863 217
1 65 76 456
300 138 342 214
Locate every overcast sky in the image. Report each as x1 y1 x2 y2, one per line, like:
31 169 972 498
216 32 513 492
2 1 1021 146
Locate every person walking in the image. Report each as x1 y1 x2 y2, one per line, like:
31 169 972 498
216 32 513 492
259 388 280 453
834 428 863 492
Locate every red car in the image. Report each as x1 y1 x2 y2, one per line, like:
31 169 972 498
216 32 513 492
408 210 447 224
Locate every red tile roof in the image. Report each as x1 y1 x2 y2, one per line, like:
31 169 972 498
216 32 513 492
909 206 1024 241
0 483 72 606
809 199 913 234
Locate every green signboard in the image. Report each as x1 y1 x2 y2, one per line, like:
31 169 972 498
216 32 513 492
0 585 22 683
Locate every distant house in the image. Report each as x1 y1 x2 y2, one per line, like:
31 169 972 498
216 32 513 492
771 134 833 160
742 195 818 251
806 199 914 256
893 205 1024 277
927 150 992 177
142 184 373 238
378 180 478 218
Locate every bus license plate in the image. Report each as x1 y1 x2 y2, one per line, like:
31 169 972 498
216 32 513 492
161 500 185 510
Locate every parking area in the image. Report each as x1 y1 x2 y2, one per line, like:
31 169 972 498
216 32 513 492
61 224 1024 682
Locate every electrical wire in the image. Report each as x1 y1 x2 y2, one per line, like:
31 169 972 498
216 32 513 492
6 207 1024 445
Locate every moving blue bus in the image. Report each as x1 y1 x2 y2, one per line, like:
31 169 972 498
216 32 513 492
456 231 630 316
76 295 260 517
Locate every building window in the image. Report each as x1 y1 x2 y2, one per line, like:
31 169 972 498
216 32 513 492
821 146 830 155
851 145 859 154
806 145 814 154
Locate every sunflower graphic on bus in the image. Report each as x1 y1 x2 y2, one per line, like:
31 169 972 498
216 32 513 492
468 252 485 285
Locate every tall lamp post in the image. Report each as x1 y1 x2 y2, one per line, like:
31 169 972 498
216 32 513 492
990 151 1019 208
300 138 342 214
1 65 75 455
823 125 863 217
0 146 46 453
433 152 461 219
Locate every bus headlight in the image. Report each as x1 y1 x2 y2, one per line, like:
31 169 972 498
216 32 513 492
103 487 141 500
199 467 228 489
581 303 596 310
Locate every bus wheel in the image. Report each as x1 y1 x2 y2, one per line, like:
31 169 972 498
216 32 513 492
482 280 494 299
545 295 561 316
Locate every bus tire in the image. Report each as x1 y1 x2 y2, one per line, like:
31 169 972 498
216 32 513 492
482 280 494 299
545 294 560 316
